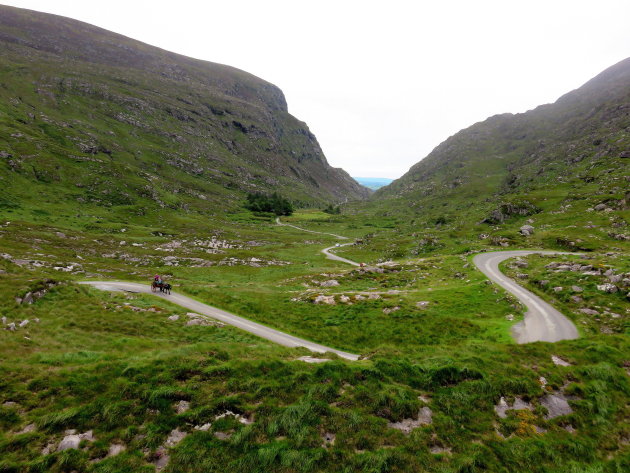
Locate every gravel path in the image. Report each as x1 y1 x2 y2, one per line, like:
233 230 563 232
276 217 360 266
473 251 579 343
79 281 360 361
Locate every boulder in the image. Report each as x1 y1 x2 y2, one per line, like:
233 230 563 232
579 308 599 315
541 394 573 419
570 295 583 303
57 434 81 451
383 307 400 314
594 203 607 211
597 283 618 293
108 444 126 457
175 400 190 414
319 280 340 287
553 287 563 293
571 286 583 292
520 225 535 236
164 428 187 447
551 355 571 367
314 295 335 305
22 292 33 304
167 315 179 321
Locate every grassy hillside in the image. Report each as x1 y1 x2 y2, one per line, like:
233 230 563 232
0 4 368 225
370 57 629 257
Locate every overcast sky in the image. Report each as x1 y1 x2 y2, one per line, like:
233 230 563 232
3 1 629 178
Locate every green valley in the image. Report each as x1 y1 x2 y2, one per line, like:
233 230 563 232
0 5 628 473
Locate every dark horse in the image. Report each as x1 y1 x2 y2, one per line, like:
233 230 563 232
151 281 172 294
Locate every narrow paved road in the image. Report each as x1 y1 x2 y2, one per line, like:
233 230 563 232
473 251 579 343
79 281 360 361
276 217 360 266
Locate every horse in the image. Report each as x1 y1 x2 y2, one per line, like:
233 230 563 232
161 283 172 295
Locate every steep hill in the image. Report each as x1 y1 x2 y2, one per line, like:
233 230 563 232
373 57 629 253
0 5 368 220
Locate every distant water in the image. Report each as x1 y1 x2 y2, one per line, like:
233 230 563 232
353 177 394 190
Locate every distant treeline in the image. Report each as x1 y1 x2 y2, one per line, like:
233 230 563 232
245 192 294 216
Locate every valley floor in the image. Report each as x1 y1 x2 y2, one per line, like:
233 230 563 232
0 208 628 473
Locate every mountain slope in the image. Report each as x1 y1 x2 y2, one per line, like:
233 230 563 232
0 4 368 220
372 57 629 252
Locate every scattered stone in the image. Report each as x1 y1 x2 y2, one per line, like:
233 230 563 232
194 423 211 431
505 314 515 321
164 428 187 447
367 293 381 300
553 287 563 293
57 434 81 451
339 295 351 304
175 400 190 414
538 280 549 287
354 294 365 301
19 319 29 328
564 425 576 433
314 295 336 305
319 280 340 287
579 308 599 315
539 376 548 388
383 306 400 314
416 301 430 309
571 286 583 293
514 259 529 268
1 316 5 325
42 442 56 455
297 356 331 363
517 273 529 279
570 295 583 303
6 322 16 331
167 315 180 321
214 431 231 440
494 396 533 418
430 446 452 455
153 447 169 471
594 203 607 211
597 283 618 293
520 225 535 236
551 356 571 367
541 393 573 419
387 407 432 434
108 444 126 457
16 423 36 434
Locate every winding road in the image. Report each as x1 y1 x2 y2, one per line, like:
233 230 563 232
473 251 579 343
82 223 578 356
276 217 360 266
79 281 360 361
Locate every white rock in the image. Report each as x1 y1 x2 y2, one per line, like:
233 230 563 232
194 423 211 431
175 400 190 414
108 444 126 457
551 355 571 367
57 434 81 451
597 283 618 293
19 319 29 327
164 428 187 447
167 315 180 321
314 295 335 305
297 356 330 363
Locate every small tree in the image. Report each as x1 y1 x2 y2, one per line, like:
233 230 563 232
245 192 293 216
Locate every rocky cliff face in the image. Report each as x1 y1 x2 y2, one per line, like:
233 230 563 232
0 5 368 215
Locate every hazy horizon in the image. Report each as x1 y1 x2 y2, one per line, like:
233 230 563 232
3 0 629 179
